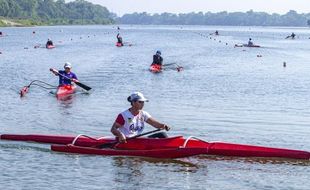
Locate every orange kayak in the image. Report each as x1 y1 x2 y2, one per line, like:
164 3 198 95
56 85 76 98
149 64 162 73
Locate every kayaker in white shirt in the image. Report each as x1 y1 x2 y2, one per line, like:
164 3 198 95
111 92 170 143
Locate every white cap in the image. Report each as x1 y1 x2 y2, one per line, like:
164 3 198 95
64 62 72 69
127 92 148 102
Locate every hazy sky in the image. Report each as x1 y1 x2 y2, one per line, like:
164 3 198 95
84 0 310 16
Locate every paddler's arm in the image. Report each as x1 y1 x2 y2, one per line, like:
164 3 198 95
111 122 126 143
146 118 170 131
49 68 59 76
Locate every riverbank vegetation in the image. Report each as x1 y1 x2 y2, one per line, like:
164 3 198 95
0 0 116 27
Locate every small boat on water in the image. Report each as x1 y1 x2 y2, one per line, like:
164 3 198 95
235 44 261 48
116 42 123 47
1 133 309 160
46 45 55 49
149 64 162 73
55 85 77 98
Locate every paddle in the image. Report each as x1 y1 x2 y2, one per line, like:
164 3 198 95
122 42 133 46
163 63 177 67
97 128 163 149
163 63 183 72
51 70 92 91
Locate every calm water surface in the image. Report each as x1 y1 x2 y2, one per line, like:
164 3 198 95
0 25 310 189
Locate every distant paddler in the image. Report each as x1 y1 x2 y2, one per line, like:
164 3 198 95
234 38 260 48
285 32 296 39
209 30 219 35
152 50 163 66
247 38 254 46
149 50 163 73
116 33 123 47
46 38 54 48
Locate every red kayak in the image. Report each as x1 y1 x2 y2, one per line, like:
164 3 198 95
55 85 77 98
116 42 123 47
46 45 55 49
149 64 162 73
1 134 309 159
51 145 207 159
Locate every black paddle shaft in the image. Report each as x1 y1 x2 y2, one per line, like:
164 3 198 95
98 128 162 149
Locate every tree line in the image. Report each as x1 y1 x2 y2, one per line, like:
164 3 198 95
119 10 310 26
0 0 116 26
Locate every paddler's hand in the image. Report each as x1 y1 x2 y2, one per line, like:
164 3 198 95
71 78 78 83
163 125 170 131
118 133 127 143
49 68 57 74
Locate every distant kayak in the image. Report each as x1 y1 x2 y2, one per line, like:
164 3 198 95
55 85 76 98
116 42 123 47
149 64 162 73
46 45 55 49
235 44 261 48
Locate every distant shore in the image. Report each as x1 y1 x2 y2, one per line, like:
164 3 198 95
0 18 31 27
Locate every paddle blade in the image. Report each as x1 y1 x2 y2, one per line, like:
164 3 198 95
176 67 184 72
75 82 91 91
20 86 29 97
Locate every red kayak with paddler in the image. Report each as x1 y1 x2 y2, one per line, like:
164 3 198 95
1 131 309 160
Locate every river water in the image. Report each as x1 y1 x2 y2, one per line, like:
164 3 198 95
0 25 309 190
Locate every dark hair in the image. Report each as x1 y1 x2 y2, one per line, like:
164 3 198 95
127 96 131 102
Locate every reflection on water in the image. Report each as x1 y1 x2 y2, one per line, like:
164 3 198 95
196 155 310 166
0 142 50 153
110 157 203 190
57 94 75 106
